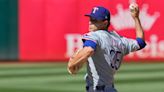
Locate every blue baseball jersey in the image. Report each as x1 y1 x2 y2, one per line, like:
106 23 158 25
82 30 143 90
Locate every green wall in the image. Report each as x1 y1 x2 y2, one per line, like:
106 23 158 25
0 0 18 60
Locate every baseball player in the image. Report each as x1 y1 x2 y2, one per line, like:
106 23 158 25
67 3 146 92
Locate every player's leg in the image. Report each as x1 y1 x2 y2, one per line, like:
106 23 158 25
86 85 117 92
86 86 94 92
104 85 117 92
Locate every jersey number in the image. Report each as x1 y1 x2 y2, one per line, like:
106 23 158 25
110 50 122 70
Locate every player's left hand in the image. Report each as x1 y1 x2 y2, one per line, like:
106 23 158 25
67 65 79 75
67 49 82 75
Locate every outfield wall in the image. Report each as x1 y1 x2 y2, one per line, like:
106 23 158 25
19 0 164 61
0 0 163 61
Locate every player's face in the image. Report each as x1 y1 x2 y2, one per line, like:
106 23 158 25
89 18 106 32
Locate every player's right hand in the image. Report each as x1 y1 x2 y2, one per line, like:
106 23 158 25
129 3 139 19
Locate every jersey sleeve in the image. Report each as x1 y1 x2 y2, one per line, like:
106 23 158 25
82 32 99 51
82 32 99 43
121 37 145 55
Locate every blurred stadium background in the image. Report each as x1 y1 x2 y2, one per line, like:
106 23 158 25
0 0 163 92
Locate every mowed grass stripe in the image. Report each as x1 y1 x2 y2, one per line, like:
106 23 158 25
0 62 164 69
2 67 164 75
0 85 84 92
116 70 164 79
120 62 164 69
0 64 85 74
116 82 164 92
118 67 164 74
0 67 163 80
0 70 85 78
0 68 67 76
0 63 67 67
0 74 84 84
0 64 66 71
1 63 164 74
0 62 163 70
0 84 84 92
115 76 164 84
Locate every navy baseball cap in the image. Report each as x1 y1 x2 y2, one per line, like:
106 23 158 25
85 6 110 21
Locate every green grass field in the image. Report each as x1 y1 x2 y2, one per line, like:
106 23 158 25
0 62 164 92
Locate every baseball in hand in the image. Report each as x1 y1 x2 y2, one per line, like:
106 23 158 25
129 3 138 12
